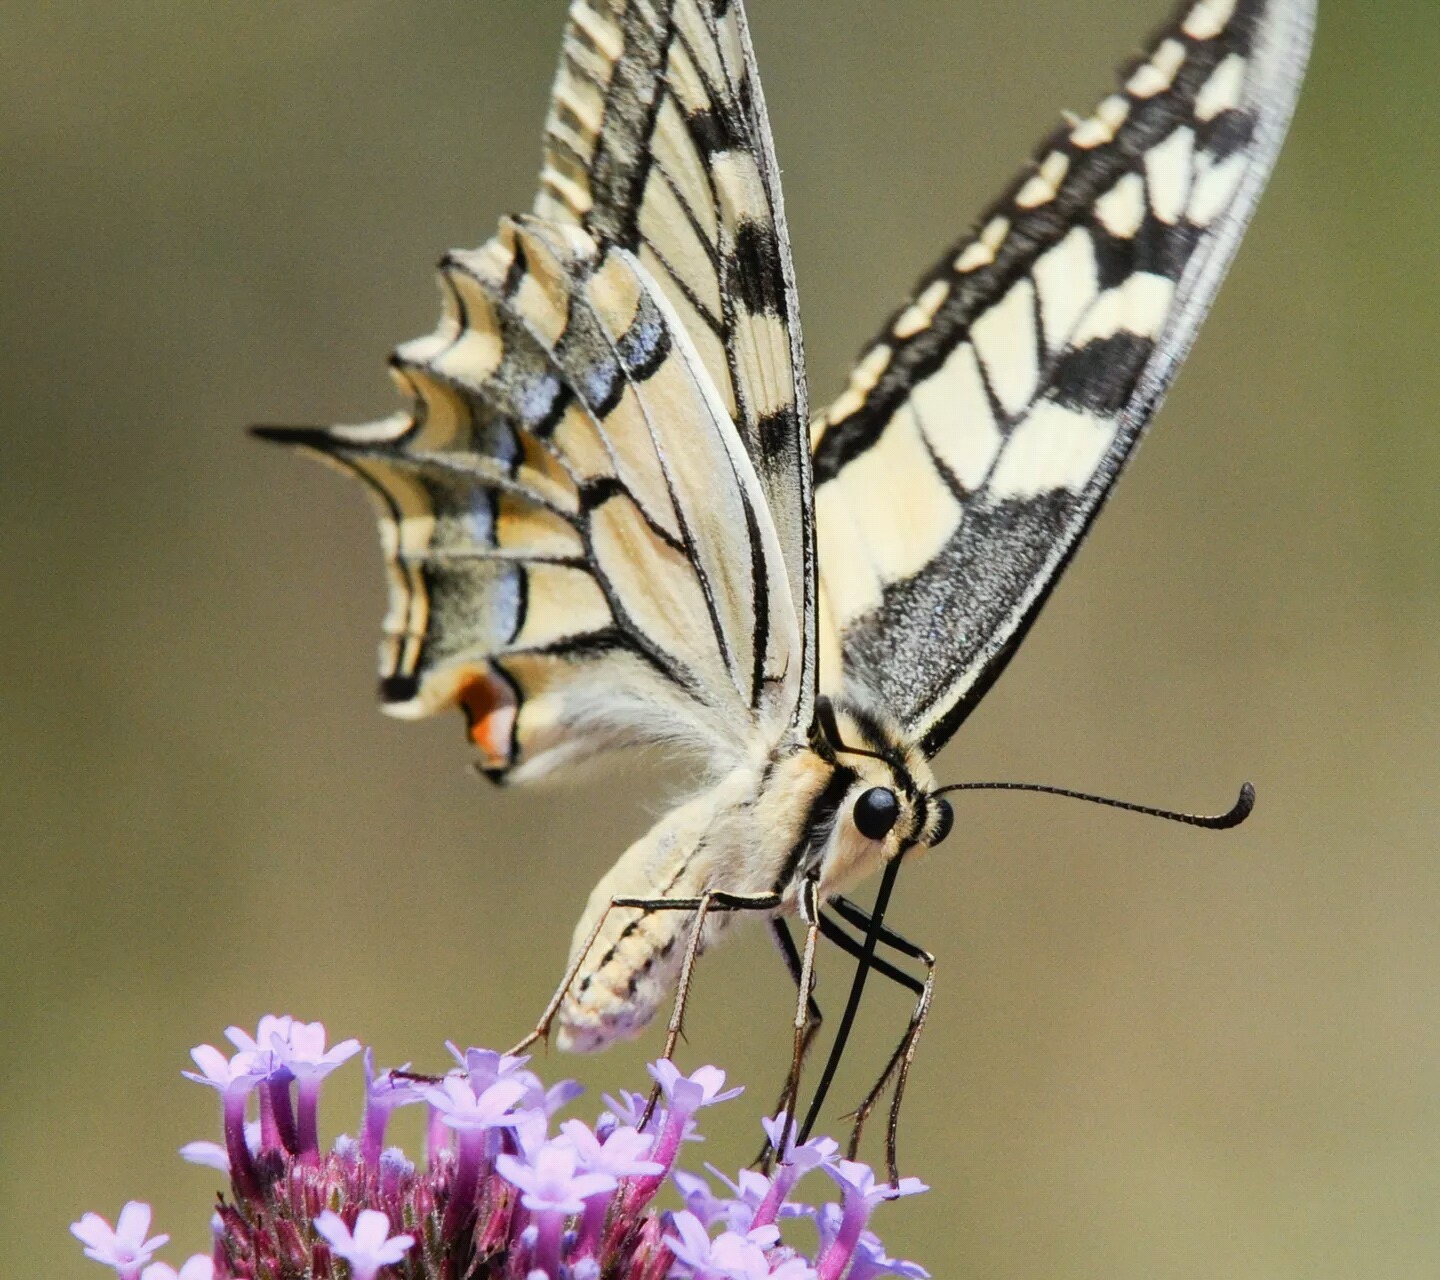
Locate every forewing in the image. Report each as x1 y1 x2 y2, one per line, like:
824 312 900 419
810 0 1313 756
258 217 797 782
534 0 816 731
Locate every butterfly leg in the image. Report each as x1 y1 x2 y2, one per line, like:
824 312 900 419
798 856 905 1155
591 889 782 1125
508 904 625 1056
620 890 787 1060
757 884 824 1169
822 895 935 1183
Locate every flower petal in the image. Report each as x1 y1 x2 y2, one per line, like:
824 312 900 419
70 1212 113 1250
115 1200 153 1245
179 1141 230 1173
351 1209 392 1253
313 1209 352 1250
187 1044 230 1083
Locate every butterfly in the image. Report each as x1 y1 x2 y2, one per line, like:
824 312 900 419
256 0 1313 1172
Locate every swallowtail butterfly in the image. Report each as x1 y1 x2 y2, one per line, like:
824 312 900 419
257 0 1313 1168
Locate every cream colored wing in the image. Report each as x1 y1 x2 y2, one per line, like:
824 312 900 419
811 0 1313 756
258 216 798 782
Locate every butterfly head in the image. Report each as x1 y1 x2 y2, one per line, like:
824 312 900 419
834 751 954 851
784 697 954 899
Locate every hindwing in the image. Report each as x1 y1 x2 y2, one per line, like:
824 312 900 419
259 217 799 781
810 0 1314 756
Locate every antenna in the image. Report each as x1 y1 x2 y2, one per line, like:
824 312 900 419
931 780 1255 830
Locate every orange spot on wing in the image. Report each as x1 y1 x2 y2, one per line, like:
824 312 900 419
457 668 518 769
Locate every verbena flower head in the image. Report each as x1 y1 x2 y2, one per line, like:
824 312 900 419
74 1015 927 1280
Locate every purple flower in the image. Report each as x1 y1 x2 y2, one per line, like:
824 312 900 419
314 1208 414 1280
232 1017 360 1162
498 1143 618 1277
647 1061 744 1112
498 1141 619 1213
71 1202 170 1279
361 1052 428 1165
224 1015 302 1153
673 1169 728 1227
751 1116 840 1229
555 1120 662 1256
424 1074 530 1133
846 1233 930 1280
182 1043 263 1093
140 1259 215 1280
275 1019 361 1079
224 1014 293 1058
703 1165 774 1233
448 1044 534 1092
559 1120 663 1178
815 1161 927 1280
627 1062 743 1209
426 1073 532 1237
759 1115 840 1175
824 1160 928 1207
446 1044 587 1124
665 1211 739 1271
665 1212 803 1280
221 1016 304 1156
182 1044 267 1197
600 1088 655 1131
812 1206 927 1280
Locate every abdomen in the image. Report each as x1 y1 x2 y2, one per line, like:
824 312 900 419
555 778 773 1053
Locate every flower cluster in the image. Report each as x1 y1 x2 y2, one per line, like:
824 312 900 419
73 1015 927 1280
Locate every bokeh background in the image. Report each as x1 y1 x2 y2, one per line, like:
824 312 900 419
4 2 1436 1277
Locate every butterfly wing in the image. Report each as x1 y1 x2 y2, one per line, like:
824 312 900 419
261 0 819 780
259 216 799 782
810 0 1314 756
535 0 816 733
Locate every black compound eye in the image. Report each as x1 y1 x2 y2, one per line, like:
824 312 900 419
929 797 954 846
853 786 900 840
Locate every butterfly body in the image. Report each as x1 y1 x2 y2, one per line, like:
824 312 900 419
557 701 945 1051
257 0 1313 1118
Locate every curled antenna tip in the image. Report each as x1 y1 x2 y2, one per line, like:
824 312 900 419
1205 781 1256 830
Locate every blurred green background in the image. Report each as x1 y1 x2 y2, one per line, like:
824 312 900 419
4 2 1436 1277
